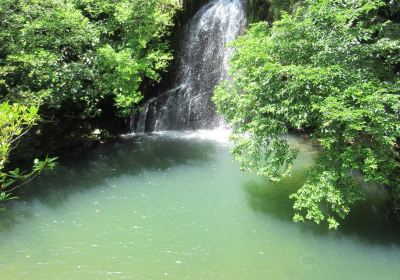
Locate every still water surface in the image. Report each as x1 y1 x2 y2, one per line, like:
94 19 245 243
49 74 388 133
0 130 399 279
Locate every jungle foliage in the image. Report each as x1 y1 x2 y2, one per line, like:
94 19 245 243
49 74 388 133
0 0 178 198
1 0 178 116
214 0 400 229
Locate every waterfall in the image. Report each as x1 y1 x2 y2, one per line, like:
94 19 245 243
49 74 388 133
134 0 246 132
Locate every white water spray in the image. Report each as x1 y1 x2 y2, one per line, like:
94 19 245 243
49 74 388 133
134 0 246 132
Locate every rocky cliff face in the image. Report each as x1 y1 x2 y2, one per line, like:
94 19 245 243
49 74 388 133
181 0 210 21
247 0 270 22
247 0 301 23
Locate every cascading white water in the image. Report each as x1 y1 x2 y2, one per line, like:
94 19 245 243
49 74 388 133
133 0 246 132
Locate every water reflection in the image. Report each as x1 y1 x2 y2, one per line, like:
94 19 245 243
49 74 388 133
0 133 399 279
0 135 218 232
244 171 307 221
244 171 400 247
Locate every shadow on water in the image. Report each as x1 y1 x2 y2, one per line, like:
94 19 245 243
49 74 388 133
2 133 400 248
244 170 400 247
0 134 219 232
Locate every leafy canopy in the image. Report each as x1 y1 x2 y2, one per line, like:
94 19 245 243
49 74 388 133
0 0 178 117
214 0 400 229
